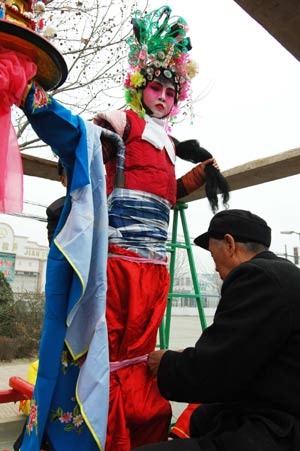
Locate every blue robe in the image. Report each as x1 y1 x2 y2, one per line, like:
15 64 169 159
21 88 109 451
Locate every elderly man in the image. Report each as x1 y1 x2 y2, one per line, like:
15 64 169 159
134 209 300 451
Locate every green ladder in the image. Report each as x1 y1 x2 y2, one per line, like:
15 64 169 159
159 202 207 349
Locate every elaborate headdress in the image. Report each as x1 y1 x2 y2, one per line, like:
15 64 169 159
124 6 198 118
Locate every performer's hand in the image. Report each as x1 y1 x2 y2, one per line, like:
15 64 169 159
202 157 219 170
148 350 168 376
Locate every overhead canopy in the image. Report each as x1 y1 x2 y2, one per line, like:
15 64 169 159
233 0 300 62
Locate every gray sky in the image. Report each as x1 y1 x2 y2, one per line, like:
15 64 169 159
1 0 300 270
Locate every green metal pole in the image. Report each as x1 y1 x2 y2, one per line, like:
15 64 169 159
179 203 207 330
164 206 179 348
159 202 207 349
158 316 166 350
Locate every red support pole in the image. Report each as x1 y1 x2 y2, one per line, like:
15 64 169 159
0 376 34 404
9 376 34 399
0 388 27 403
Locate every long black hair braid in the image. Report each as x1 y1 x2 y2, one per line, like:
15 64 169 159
173 138 230 213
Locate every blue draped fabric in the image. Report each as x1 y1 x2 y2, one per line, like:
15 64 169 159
20 119 109 451
108 188 170 260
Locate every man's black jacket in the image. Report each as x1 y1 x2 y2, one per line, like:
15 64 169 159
158 251 300 449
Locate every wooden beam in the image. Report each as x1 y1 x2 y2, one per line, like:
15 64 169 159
233 0 300 62
22 153 60 181
179 147 300 203
22 147 300 204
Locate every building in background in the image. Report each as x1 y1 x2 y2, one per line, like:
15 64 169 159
173 271 220 309
0 222 48 293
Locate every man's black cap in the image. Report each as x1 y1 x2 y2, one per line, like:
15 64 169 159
194 209 271 250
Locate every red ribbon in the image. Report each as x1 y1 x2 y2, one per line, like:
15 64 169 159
0 47 37 213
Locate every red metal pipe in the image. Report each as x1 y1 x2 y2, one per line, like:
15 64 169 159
9 376 34 399
0 376 34 405
0 388 27 403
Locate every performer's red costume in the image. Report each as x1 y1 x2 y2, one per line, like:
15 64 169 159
106 245 172 450
100 109 177 450
105 110 177 204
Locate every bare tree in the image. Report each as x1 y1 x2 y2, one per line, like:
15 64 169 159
14 0 149 156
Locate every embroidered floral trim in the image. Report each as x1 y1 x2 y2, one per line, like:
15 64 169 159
61 349 86 374
26 399 38 435
32 82 52 111
50 402 84 433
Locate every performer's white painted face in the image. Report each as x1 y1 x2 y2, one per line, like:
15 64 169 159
142 79 176 118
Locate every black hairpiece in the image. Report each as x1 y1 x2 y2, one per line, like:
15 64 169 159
174 138 230 213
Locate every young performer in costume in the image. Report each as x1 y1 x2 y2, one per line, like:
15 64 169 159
2 6 229 451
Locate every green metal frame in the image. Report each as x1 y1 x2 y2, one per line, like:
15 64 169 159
159 203 207 349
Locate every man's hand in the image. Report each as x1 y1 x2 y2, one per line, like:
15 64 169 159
148 350 168 376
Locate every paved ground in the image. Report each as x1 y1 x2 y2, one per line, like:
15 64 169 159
0 359 30 420
0 359 30 451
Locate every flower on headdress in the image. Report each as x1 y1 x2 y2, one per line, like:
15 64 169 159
170 104 180 118
186 59 198 80
130 72 145 88
124 87 145 117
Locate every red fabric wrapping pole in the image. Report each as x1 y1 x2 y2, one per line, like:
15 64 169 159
0 47 37 212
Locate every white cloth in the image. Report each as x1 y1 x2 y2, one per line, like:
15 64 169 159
142 115 176 164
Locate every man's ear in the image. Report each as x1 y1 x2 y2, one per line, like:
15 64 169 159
223 234 236 255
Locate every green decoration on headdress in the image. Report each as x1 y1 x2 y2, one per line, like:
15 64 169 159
127 6 190 70
124 5 197 118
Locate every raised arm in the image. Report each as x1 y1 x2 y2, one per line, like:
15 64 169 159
1 47 82 165
22 82 81 165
